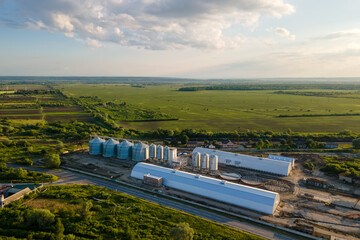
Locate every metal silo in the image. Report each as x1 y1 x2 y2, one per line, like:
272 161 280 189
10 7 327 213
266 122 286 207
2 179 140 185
89 137 105 155
201 153 209 169
102 138 119 157
117 140 133 159
156 145 164 160
192 152 201 168
163 146 170 162
209 154 218 171
168 147 177 166
132 142 149 161
149 144 157 159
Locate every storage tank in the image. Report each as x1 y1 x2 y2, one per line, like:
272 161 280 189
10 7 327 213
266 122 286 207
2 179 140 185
149 144 157 159
89 137 105 155
192 152 201 168
156 145 164 160
209 154 218 171
163 146 170 162
168 147 177 166
117 140 133 159
201 153 209 169
132 142 149 161
102 138 119 157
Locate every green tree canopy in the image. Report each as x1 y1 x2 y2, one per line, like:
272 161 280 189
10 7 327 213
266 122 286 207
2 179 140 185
170 222 194 240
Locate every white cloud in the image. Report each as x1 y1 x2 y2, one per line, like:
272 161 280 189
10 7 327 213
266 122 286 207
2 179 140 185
1 0 295 49
268 27 295 40
314 30 360 41
85 38 103 48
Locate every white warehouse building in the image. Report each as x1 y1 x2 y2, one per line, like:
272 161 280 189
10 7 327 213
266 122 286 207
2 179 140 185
131 162 280 215
268 154 295 168
193 147 292 176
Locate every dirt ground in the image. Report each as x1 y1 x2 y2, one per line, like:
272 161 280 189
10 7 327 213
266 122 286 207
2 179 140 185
62 151 360 239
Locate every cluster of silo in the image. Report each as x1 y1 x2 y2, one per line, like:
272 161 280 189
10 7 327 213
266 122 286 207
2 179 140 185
89 137 105 155
117 140 133 159
132 142 149 161
192 151 218 172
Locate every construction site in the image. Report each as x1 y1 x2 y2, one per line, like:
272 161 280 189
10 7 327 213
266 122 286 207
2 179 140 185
60 136 360 240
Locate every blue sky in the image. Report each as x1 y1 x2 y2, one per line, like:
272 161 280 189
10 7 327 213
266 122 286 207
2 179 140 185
1 0 360 78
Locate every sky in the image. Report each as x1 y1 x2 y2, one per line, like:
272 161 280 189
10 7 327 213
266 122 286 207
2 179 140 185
0 0 360 78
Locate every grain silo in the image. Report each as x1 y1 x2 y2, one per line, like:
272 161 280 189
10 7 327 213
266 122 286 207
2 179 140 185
117 140 133 159
156 145 164 160
132 142 149 161
209 155 218 171
163 146 170 162
192 152 201 169
89 137 105 155
149 144 157 159
102 138 119 157
168 147 177 166
201 153 209 169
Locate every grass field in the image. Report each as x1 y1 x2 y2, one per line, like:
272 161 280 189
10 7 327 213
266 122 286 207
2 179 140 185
59 84 360 132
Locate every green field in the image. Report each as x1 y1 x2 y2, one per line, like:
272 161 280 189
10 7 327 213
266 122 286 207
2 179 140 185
0 185 262 240
59 84 360 132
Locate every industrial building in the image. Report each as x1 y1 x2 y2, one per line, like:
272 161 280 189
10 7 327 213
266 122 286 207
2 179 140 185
117 140 133 159
131 162 280 215
89 137 105 155
268 155 295 168
193 147 292 176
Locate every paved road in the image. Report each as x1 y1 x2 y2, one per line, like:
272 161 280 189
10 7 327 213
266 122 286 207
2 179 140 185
8 164 305 240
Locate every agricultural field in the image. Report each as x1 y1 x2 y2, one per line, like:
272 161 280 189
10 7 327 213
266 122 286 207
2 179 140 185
59 84 360 132
0 88 93 124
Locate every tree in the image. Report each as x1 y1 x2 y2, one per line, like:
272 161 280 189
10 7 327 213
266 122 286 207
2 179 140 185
44 154 61 169
169 222 194 240
80 201 93 220
54 218 65 240
180 135 189 145
26 209 55 230
353 138 360 149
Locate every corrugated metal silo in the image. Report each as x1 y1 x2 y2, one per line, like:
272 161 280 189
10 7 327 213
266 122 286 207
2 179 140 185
117 140 133 159
149 144 157 159
89 137 105 155
168 147 177 166
103 138 119 157
156 145 164 160
209 154 218 171
201 153 209 169
132 142 149 161
192 152 201 168
163 146 170 162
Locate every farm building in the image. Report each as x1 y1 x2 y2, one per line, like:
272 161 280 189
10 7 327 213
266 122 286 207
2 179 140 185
268 155 295 168
131 162 280 215
193 147 292 176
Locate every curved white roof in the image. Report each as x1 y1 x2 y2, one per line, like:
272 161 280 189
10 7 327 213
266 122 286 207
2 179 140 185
131 162 280 215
